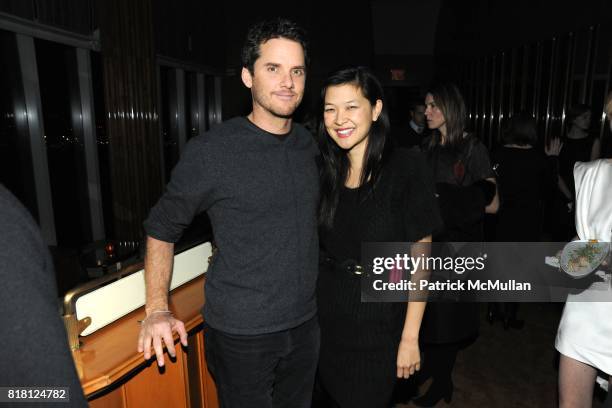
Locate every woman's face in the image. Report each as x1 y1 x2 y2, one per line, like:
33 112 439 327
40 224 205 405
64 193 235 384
573 110 591 130
425 93 446 132
323 83 382 155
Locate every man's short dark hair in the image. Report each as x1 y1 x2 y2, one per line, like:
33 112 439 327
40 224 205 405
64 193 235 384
241 18 309 74
409 101 426 113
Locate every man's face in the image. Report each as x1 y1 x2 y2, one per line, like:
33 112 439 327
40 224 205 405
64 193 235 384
411 104 426 127
241 38 306 119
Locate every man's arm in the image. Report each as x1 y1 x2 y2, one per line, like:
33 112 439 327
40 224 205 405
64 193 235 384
137 236 188 367
144 236 174 314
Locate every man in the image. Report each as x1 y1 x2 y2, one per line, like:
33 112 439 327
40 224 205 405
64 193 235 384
404 102 427 148
0 185 87 407
392 101 427 149
137 18 319 408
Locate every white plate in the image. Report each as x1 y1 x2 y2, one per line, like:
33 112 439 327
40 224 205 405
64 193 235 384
559 240 609 278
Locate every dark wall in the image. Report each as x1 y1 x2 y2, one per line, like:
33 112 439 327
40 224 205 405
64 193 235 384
0 0 94 34
152 0 225 70
371 1 440 56
435 0 611 58
369 1 441 126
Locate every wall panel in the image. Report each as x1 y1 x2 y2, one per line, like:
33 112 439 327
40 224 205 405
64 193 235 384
451 24 611 151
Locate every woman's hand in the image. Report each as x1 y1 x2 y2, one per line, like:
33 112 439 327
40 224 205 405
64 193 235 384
546 138 563 156
396 337 421 379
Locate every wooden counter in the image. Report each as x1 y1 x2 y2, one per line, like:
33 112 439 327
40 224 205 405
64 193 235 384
74 275 218 407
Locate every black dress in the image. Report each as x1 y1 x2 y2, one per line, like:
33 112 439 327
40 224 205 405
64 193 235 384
491 146 557 241
317 149 442 408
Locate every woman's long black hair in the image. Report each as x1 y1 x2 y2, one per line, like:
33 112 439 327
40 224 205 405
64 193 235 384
317 66 391 229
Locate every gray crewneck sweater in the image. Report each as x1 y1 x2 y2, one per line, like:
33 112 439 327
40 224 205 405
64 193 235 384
0 185 87 406
144 117 319 335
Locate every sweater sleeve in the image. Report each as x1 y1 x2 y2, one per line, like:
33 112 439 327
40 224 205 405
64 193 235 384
0 187 88 406
144 137 215 243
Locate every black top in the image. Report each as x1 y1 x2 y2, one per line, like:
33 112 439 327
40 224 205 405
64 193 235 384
426 136 495 186
0 185 87 406
491 146 557 241
424 135 495 242
144 117 320 335
316 149 442 407
420 135 493 343
320 148 442 260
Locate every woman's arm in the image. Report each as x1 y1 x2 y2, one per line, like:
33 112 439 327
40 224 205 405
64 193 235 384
466 141 498 214
558 175 573 204
396 235 431 379
484 177 499 214
590 138 601 161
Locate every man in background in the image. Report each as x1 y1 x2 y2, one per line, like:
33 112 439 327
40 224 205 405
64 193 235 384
391 101 427 149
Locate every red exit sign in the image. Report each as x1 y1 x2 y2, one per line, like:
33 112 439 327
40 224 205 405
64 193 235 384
390 69 406 81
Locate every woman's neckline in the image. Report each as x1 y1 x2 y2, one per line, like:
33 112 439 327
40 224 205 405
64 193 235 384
343 177 373 191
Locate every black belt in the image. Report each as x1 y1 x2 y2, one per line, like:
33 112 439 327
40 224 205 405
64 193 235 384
320 253 364 276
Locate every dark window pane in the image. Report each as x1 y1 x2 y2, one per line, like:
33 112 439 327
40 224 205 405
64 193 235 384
0 29 37 219
185 71 199 139
91 51 113 239
35 38 91 248
205 74 216 130
160 66 179 182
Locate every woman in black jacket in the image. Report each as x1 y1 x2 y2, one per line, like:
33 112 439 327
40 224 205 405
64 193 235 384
316 66 441 408
415 82 498 406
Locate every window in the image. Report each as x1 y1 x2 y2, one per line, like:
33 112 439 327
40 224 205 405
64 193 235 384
35 38 91 247
160 65 179 181
91 51 113 239
0 29 37 219
185 71 199 139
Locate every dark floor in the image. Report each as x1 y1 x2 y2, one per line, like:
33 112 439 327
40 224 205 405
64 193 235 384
395 303 608 408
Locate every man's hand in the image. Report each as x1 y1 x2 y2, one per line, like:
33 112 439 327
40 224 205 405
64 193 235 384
138 236 187 367
137 311 188 367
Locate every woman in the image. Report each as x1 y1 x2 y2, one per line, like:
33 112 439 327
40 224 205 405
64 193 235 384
316 66 442 408
555 92 612 408
555 104 601 240
493 113 561 242
489 113 561 328
415 83 498 406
